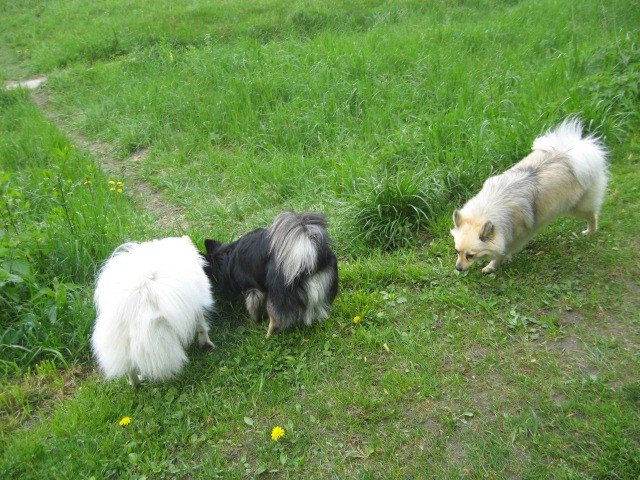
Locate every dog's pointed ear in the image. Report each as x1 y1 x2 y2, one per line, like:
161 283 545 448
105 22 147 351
479 221 495 242
204 239 221 254
453 210 462 227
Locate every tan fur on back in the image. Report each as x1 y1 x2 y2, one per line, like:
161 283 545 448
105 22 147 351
518 151 585 228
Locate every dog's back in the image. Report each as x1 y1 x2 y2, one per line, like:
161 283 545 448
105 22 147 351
204 230 270 300
530 118 608 227
508 151 585 230
480 118 608 233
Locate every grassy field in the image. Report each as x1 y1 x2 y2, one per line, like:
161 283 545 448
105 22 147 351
1 0 639 477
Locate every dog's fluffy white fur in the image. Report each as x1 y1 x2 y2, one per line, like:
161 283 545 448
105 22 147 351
92 236 214 386
451 118 608 274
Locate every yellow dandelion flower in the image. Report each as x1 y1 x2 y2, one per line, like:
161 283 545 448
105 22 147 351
83 180 92 185
117 188 123 193
108 180 116 185
116 181 123 186
353 316 361 324
271 426 285 441
119 416 131 427
110 187 116 191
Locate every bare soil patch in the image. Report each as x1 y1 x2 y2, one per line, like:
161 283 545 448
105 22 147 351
5 76 47 90
0 365 94 432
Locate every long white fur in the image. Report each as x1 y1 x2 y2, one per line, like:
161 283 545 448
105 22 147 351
92 236 214 385
534 118 609 208
302 267 337 326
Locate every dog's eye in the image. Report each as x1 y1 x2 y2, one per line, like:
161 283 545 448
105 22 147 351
466 253 475 260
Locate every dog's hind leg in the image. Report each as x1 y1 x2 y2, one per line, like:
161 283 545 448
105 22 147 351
244 289 266 322
127 371 141 388
570 206 598 235
579 211 598 235
265 300 281 338
302 268 335 326
572 184 605 235
581 212 598 235
266 316 279 338
196 312 215 350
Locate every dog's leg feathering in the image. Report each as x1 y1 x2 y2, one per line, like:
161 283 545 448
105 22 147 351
266 316 279 338
244 289 265 322
582 212 598 235
128 372 141 388
196 312 215 350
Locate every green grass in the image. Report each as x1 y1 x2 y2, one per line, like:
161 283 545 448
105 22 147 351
1 0 639 477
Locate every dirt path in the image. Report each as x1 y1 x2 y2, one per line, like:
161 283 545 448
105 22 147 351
6 76 190 231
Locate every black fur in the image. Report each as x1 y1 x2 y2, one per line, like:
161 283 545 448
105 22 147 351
203 212 339 336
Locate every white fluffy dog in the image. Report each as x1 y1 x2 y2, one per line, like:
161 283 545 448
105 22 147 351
92 236 214 386
451 118 608 274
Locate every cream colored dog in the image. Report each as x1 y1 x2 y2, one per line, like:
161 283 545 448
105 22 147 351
451 118 608 274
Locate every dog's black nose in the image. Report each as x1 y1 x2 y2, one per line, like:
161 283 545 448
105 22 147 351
456 265 464 271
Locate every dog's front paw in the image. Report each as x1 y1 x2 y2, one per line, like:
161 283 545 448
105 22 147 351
482 265 496 274
482 259 502 274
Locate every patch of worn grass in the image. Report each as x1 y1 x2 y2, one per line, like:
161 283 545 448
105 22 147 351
0 360 89 431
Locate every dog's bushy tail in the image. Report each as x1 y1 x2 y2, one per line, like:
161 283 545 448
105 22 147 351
533 117 608 188
267 212 330 286
92 237 213 382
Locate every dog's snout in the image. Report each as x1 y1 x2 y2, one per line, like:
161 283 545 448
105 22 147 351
455 265 464 272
